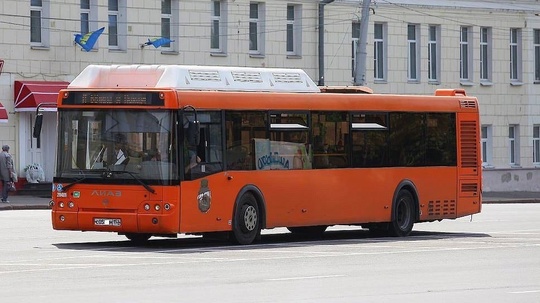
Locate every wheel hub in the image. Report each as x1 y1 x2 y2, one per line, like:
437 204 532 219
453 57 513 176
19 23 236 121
243 205 257 231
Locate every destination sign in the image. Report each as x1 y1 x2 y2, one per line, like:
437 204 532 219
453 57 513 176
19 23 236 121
62 91 164 106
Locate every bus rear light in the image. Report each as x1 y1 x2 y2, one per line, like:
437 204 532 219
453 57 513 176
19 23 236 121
154 204 161 211
60 215 65 222
144 204 150 211
164 203 171 211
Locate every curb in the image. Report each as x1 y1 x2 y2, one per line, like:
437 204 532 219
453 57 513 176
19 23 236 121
482 199 540 204
0 204 51 211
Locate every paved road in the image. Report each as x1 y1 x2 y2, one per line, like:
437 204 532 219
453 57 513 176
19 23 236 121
1 204 539 302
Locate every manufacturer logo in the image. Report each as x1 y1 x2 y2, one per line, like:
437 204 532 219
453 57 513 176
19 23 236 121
197 179 211 213
91 190 122 197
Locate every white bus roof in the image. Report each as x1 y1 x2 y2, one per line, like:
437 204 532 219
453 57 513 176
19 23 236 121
68 64 320 93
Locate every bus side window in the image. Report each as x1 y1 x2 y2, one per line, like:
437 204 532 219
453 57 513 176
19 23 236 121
312 111 349 169
225 111 267 170
351 113 388 168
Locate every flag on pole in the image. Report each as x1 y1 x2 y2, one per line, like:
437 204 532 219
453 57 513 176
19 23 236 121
143 37 174 48
74 27 105 52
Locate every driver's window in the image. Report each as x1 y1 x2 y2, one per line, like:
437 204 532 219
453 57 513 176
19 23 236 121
184 111 223 180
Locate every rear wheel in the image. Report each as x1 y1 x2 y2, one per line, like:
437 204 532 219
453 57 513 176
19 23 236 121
231 193 260 245
388 190 415 237
125 233 151 244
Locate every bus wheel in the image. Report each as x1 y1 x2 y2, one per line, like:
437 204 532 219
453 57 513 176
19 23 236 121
287 225 327 235
125 233 151 244
389 190 415 237
231 193 260 245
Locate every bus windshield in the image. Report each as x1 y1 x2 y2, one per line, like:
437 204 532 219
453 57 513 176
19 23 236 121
56 109 178 182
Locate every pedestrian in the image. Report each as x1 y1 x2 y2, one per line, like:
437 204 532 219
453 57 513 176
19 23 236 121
0 145 15 203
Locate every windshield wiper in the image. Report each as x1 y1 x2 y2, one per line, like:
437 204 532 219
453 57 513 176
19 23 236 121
104 170 156 194
62 177 86 191
61 169 101 191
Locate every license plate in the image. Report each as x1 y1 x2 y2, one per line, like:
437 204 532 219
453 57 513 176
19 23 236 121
94 218 121 226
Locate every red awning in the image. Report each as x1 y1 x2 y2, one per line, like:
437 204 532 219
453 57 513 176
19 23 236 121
0 102 8 123
14 80 70 112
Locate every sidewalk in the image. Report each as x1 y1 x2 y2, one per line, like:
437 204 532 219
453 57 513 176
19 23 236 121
1 191 539 211
0 194 52 211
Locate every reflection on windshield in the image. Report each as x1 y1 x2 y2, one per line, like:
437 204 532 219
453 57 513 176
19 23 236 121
57 109 178 181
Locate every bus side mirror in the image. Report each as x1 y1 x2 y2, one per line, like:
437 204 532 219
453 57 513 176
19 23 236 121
187 121 200 146
33 114 43 138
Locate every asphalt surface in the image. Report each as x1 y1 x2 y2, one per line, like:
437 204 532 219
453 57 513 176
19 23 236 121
0 191 538 211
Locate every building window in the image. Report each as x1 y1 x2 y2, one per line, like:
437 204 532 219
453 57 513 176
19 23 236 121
534 125 540 165
81 0 90 35
30 0 49 46
80 0 98 39
510 28 522 83
460 26 472 82
373 23 386 81
108 0 126 50
211 0 227 53
352 22 361 78
161 0 172 49
480 27 492 83
108 0 118 47
509 125 520 166
481 125 492 167
286 4 302 56
534 29 540 83
249 2 265 55
407 24 420 82
428 25 440 83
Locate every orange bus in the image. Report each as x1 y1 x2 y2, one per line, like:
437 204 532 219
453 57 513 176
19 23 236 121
40 65 481 244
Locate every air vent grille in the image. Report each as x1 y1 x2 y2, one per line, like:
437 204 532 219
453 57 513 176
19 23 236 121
461 183 478 193
460 121 478 168
273 72 303 83
232 71 263 83
460 100 477 108
189 70 221 82
428 200 456 217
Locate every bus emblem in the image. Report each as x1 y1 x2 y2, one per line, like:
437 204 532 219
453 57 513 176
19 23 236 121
197 179 211 213
91 190 122 197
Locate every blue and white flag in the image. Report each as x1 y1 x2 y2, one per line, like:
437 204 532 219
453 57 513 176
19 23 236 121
74 27 105 52
143 37 174 48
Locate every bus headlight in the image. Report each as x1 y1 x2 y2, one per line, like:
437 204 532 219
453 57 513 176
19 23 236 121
68 201 75 208
59 202 65 208
154 204 161 211
164 203 171 211
144 204 150 211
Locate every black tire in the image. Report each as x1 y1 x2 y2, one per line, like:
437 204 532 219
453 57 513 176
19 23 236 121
287 225 327 235
125 233 151 244
388 189 415 237
231 193 260 245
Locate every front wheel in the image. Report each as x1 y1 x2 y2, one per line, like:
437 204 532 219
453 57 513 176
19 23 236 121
231 193 260 245
388 190 415 237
